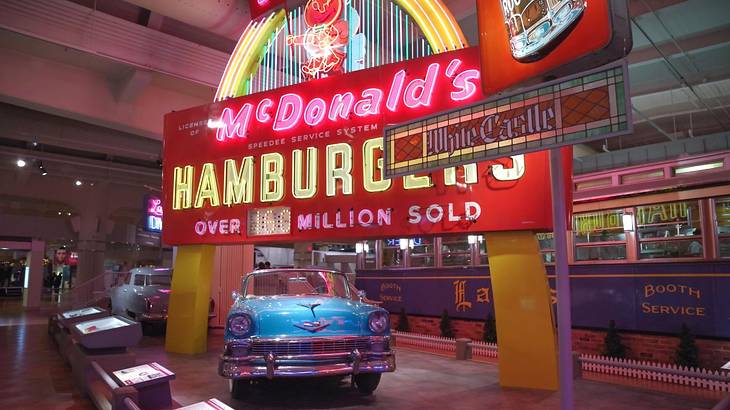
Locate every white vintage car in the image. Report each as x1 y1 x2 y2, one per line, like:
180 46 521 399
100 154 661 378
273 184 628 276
110 267 172 324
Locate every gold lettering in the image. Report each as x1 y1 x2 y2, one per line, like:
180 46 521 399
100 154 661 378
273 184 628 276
194 163 220 208
362 138 391 192
292 147 318 199
444 164 478 186
326 143 353 197
403 173 432 190
223 157 253 206
453 280 472 312
476 287 491 303
261 153 284 202
173 165 194 209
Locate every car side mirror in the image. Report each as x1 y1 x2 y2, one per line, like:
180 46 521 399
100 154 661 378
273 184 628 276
231 290 241 301
357 290 366 300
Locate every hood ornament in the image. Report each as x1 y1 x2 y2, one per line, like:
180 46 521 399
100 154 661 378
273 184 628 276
297 302 321 318
294 320 331 333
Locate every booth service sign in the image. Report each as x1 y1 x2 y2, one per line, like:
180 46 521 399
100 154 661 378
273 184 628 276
162 47 570 245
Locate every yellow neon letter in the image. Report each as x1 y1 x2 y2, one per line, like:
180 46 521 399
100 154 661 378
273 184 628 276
492 155 526 181
173 165 194 210
223 157 254 206
403 173 432 190
444 163 478 185
261 152 284 202
293 147 318 199
194 163 220 208
326 143 353 197
363 138 391 192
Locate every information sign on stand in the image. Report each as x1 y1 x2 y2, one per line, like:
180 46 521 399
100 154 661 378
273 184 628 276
112 362 175 410
59 307 109 327
178 398 234 410
112 362 174 386
62 307 103 319
72 315 142 349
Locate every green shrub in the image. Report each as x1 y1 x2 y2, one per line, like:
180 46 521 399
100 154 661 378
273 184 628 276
676 323 699 368
440 309 454 338
482 313 497 343
396 308 410 332
603 320 627 358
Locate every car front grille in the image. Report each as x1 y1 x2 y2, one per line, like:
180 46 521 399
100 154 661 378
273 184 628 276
251 337 371 356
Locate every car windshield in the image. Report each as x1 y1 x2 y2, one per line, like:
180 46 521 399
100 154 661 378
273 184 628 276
134 274 171 286
243 270 349 298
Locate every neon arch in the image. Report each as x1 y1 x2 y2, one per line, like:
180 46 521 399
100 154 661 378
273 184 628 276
214 0 467 102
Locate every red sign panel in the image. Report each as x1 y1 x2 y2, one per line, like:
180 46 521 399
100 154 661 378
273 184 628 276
249 0 286 19
477 0 631 96
162 48 566 245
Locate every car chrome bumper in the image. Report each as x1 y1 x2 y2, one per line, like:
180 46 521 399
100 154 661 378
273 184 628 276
139 312 167 321
219 341 396 379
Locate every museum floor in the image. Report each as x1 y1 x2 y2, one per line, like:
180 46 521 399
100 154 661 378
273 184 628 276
0 300 722 410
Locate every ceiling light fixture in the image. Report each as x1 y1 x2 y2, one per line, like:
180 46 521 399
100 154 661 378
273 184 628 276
37 161 48 176
16 159 26 167
74 180 83 186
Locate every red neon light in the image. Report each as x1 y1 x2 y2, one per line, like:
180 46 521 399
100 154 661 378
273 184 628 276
218 57 479 141
288 0 350 79
256 98 273 122
163 48 519 246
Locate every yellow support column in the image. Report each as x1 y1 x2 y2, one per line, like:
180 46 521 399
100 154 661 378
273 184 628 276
485 231 559 390
165 245 215 354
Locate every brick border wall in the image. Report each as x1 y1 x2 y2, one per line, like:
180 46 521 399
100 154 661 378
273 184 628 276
391 314 730 369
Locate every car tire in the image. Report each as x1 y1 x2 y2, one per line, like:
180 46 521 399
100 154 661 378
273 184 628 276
229 379 251 400
353 373 381 395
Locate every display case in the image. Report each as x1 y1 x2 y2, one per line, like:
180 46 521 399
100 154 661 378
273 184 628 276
59 307 109 328
72 316 142 350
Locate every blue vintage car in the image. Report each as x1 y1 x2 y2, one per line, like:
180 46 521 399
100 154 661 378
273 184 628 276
219 268 395 398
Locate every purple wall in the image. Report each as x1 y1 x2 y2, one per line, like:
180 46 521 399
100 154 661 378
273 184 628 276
355 262 730 339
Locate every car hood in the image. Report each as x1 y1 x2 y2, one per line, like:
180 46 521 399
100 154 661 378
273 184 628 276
237 296 365 338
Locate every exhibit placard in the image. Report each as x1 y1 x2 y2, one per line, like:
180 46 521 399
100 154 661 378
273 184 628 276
62 307 103 319
112 362 174 386
178 399 234 410
75 316 131 335
384 63 630 177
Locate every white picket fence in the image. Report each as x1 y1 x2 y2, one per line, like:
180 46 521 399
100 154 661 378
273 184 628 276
579 354 730 392
470 340 499 359
391 331 730 392
392 331 456 353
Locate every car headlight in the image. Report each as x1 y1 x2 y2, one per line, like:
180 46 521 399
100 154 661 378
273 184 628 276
228 314 252 337
368 311 389 334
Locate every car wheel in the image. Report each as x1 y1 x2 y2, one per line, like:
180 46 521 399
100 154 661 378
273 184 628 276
229 379 251 400
353 373 381 395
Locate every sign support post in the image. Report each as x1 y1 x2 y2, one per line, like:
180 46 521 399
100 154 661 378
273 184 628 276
550 148 573 410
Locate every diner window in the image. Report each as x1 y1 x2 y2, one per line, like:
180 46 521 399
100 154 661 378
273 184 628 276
356 241 376 269
573 209 627 261
409 237 435 267
714 197 730 258
442 236 472 266
536 232 555 264
637 201 703 259
476 237 488 265
382 239 403 268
